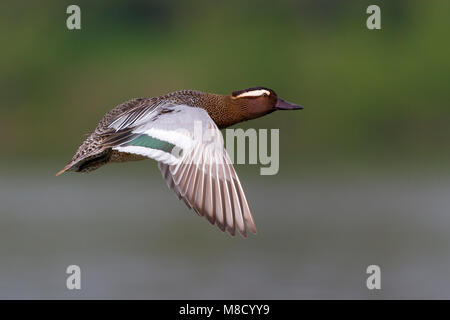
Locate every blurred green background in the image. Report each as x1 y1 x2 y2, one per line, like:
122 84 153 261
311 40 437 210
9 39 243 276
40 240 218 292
1 0 450 299
2 0 449 169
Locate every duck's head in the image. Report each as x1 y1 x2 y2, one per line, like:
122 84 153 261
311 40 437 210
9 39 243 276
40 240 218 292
229 87 303 121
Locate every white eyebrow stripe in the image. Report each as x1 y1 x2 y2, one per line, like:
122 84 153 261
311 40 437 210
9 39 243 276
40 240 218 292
235 89 270 98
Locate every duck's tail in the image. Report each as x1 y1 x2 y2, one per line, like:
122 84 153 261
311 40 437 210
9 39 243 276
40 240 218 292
56 163 73 176
56 149 112 176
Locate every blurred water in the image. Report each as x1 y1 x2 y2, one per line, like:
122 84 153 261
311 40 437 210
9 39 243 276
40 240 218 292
1 168 450 299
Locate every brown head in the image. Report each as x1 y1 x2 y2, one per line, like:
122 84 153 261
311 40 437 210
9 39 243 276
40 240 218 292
218 87 303 127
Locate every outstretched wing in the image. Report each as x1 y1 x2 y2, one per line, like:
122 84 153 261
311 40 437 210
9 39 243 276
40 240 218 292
103 103 256 237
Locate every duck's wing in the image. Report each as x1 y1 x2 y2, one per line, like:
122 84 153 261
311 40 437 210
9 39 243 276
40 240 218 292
102 103 256 237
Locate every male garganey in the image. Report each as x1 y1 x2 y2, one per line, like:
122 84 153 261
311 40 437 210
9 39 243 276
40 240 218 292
57 87 303 237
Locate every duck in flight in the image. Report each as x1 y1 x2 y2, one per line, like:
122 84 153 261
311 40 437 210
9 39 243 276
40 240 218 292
57 87 303 237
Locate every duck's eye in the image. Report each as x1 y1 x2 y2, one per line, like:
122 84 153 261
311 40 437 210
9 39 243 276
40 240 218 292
263 93 268 97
